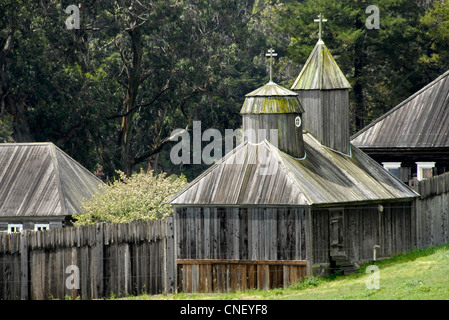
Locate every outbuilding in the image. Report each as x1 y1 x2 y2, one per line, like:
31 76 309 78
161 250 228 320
0 142 102 232
169 38 418 292
351 70 449 183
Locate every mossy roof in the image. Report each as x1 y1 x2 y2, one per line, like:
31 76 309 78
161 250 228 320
240 81 304 114
291 39 351 90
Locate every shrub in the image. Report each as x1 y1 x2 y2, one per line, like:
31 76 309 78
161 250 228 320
73 170 187 226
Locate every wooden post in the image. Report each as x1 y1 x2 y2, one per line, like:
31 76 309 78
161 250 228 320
164 217 176 294
96 223 104 298
20 232 29 300
305 208 312 277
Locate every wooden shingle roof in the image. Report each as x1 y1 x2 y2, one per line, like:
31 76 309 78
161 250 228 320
291 39 351 90
169 135 417 206
351 70 449 149
0 143 103 217
240 81 304 114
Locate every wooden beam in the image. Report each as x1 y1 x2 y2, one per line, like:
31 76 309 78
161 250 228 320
176 259 307 266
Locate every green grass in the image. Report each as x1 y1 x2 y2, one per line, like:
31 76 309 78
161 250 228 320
125 244 449 300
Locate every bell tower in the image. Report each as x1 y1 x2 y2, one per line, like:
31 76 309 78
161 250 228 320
291 15 351 155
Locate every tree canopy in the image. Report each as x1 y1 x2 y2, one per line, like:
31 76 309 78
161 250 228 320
2 0 449 181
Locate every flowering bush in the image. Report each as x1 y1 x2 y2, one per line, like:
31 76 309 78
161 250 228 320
73 170 187 226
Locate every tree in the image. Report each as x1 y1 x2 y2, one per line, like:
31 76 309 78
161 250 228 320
419 0 449 72
0 0 268 180
274 0 433 132
0 0 120 172
73 170 187 225
77 0 268 177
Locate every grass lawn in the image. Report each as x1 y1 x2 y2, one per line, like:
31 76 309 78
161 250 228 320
124 244 449 300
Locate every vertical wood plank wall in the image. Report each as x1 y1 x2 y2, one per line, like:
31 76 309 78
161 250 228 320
310 202 414 271
0 218 175 300
175 207 309 293
412 173 449 248
296 90 350 155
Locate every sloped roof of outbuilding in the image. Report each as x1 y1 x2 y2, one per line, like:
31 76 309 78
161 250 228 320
351 70 449 149
168 134 417 206
0 143 103 217
291 39 351 90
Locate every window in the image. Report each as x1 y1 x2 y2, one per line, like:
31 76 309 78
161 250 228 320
382 162 401 178
416 162 436 181
34 224 50 231
8 224 23 233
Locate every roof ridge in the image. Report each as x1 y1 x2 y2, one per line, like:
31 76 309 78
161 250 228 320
351 70 449 140
52 144 103 185
167 141 249 204
48 143 69 216
261 140 313 205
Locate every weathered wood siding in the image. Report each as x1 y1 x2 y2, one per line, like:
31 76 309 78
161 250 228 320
412 173 449 248
0 219 175 300
296 89 350 155
175 207 308 260
177 259 307 293
0 236 21 300
310 202 414 273
175 206 309 292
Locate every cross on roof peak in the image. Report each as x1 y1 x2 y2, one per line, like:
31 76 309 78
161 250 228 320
266 48 278 83
314 13 328 40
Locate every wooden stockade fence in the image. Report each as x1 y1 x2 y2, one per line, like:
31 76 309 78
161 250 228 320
4 175 449 300
412 173 449 248
0 218 175 300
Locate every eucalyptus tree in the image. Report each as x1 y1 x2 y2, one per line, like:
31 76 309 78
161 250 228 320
1 0 268 180
275 0 433 132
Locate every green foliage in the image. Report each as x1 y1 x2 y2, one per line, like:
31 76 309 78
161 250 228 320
73 170 187 226
274 0 443 131
3 0 449 181
0 0 268 180
419 0 449 68
0 115 13 143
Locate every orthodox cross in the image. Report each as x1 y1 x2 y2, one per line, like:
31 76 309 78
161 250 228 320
314 14 328 40
266 48 278 82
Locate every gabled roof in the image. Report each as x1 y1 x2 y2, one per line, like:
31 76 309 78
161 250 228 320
351 70 449 149
0 143 103 217
291 39 351 90
240 81 304 114
169 134 417 206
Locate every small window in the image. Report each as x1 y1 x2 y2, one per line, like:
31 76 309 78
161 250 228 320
34 224 50 231
382 162 401 178
416 162 435 181
8 224 23 234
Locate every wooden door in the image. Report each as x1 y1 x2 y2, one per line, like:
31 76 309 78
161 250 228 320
329 209 345 258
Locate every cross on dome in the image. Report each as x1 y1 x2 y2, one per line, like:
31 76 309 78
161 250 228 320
314 13 328 40
266 48 278 83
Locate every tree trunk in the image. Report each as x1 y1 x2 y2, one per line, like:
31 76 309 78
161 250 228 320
120 27 142 176
353 16 367 132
